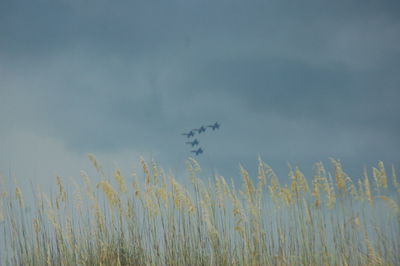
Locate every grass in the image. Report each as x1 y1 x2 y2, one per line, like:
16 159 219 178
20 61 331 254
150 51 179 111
0 156 399 265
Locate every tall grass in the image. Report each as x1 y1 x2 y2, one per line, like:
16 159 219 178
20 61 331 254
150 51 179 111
1 156 399 265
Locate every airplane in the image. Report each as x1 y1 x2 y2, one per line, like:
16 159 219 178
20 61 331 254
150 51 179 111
186 139 199 147
191 147 203 156
207 122 220 130
194 126 207 134
181 130 195 138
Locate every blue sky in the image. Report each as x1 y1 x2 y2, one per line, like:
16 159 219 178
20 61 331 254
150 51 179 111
1 0 399 185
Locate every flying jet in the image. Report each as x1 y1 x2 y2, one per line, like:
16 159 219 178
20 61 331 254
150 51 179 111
191 147 203 156
186 139 199 147
207 122 220 130
194 126 207 134
181 130 195 138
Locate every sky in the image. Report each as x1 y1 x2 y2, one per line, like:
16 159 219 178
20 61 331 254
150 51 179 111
1 0 400 188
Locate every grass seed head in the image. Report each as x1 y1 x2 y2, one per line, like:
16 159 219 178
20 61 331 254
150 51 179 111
97 181 119 207
378 161 388 189
331 159 346 192
140 157 151 185
364 169 373 206
391 165 399 193
114 169 127 193
15 186 24 208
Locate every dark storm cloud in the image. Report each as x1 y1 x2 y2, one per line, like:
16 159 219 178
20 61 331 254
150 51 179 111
187 55 400 131
181 56 354 115
2 0 399 57
1 0 400 179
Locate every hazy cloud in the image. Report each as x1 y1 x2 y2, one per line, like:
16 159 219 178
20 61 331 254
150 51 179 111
1 0 399 180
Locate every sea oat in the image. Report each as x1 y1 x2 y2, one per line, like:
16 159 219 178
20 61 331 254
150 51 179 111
114 169 127 193
364 169 373 206
97 181 119 207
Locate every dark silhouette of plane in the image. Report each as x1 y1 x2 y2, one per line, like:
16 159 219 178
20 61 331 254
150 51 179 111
186 139 199 147
194 126 206 134
207 122 220 130
181 130 195 138
191 147 203 156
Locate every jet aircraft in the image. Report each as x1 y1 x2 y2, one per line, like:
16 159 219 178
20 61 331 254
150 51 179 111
194 126 207 134
181 130 195 138
207 122 220 130
191 147 203 156
186 139 199 147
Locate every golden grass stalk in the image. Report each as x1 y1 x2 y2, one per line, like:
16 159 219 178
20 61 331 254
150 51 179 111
56 176 67 209
240 165 255 204
97 181 119 207
364 168 373 206
392 165 399 193
312 179 321 208
88 153 105 178
1 158 399 266
141 157 152 186
143 186 159 217
331 159 346 192
114 169 127 193
15 186 24 208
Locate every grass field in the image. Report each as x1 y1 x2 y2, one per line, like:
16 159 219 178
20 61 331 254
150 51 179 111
1 156 399 265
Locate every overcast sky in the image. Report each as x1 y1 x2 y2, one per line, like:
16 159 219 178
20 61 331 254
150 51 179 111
1 0 399 187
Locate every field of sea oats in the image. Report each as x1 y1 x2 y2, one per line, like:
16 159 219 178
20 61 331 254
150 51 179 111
1 156 399 265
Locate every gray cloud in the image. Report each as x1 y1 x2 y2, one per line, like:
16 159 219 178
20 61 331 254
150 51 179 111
1 0 399 180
